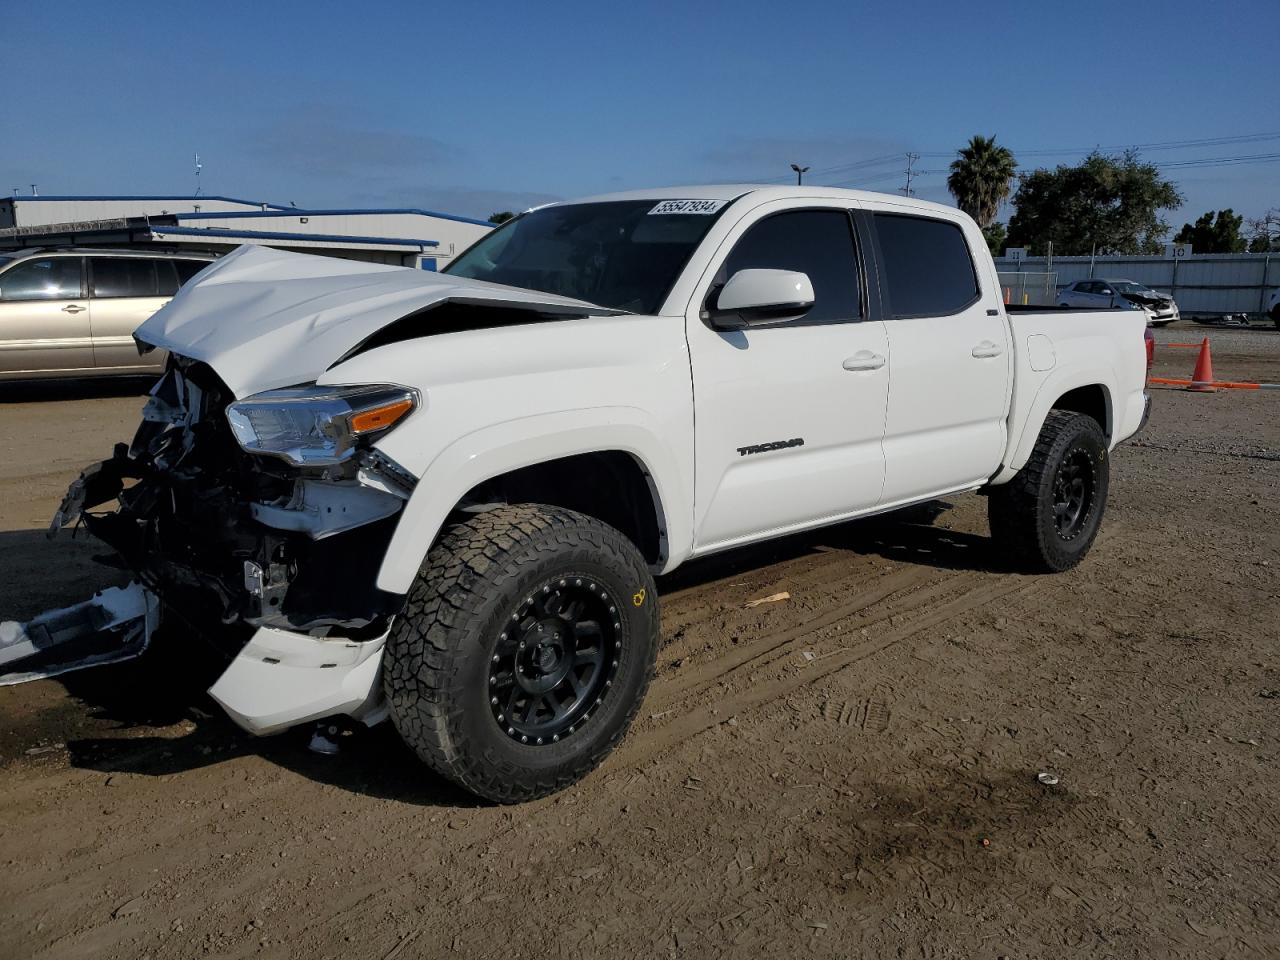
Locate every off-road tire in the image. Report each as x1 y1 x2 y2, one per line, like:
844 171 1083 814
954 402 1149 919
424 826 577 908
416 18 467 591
988 410 1110 573
383 504 658 803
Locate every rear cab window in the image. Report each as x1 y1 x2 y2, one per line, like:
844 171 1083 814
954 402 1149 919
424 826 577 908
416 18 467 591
873 213 979 318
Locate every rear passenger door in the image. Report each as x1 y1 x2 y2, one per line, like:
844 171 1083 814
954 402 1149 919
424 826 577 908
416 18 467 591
868 209 1012 505
87 257 172 371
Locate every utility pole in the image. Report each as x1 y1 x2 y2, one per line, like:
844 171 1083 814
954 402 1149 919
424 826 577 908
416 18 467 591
900 153 919 197
790 163 810 186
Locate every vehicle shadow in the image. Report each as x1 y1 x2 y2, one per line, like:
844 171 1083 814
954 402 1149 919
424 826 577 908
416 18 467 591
0 377 154 404
44 647 483 809
656 497 1006 595
2 499 1003 806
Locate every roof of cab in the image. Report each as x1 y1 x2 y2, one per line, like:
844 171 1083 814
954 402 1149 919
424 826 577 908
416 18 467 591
558 184 964 219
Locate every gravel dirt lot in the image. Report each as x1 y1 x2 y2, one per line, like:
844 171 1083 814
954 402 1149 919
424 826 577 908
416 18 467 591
1 323 1278 960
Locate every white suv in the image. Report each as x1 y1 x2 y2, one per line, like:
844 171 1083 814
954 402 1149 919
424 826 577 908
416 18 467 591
1058 279 1179 326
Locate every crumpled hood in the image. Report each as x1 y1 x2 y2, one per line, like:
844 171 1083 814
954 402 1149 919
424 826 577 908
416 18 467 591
136 244 612 398
1119 291 1169 307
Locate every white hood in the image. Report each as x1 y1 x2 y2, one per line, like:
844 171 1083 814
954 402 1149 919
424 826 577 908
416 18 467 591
136 245 611 398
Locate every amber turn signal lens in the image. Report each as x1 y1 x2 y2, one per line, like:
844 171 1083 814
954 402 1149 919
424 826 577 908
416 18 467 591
350 398 414 434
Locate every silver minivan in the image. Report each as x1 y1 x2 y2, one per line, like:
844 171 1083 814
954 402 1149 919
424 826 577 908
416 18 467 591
0 248 216 381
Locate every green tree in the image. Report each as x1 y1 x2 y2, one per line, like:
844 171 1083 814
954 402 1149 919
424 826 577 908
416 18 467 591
947 135 1018 228
1173 209 1246 253
1246 209 1279 252
489 211 516 225
1006 150 1183 255
982 222 1007 256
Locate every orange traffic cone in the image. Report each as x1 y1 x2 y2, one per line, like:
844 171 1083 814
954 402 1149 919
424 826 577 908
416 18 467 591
1187 337 1217 392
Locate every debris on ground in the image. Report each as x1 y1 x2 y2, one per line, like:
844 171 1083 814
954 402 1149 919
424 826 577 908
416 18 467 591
744 592 790 608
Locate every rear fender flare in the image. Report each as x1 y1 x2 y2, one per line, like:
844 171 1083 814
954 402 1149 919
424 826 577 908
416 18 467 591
995 373 1114 484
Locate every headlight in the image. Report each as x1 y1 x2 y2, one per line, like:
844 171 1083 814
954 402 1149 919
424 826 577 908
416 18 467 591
226 384 419 466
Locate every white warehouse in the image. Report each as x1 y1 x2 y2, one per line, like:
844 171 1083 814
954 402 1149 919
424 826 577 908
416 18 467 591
0 195 493 270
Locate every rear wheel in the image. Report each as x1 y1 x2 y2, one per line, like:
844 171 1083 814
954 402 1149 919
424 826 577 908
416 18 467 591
988 411 1110 573
383 504 658 803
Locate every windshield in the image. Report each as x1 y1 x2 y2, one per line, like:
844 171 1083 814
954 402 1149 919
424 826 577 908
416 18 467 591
1111 281 1154 294
444 199 731 313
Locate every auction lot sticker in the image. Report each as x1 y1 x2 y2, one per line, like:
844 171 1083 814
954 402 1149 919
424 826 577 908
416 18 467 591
649 199 728 215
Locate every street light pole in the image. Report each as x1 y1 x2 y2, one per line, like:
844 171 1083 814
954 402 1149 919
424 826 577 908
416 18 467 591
790 163 810 186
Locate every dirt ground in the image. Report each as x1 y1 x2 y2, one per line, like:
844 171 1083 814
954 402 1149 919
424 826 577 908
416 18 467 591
1 323 1278 960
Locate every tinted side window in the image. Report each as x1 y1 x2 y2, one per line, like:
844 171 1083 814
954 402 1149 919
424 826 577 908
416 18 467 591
174 260 209 285
90 258 158 298
720 210 860 323
874 214 979 318
155 260 180 296
0 258 82 301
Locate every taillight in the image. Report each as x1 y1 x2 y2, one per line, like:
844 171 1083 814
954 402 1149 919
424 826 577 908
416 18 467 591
1144 327 1155 384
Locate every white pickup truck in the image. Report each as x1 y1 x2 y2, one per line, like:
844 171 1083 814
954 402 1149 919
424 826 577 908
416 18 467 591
2 186 1150 802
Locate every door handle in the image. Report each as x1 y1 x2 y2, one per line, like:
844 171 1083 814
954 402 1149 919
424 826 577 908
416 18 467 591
971 341 1003 359
842 351 886 372
61 304 86 314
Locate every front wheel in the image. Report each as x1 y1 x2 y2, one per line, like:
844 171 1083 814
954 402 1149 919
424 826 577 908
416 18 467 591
383 504 659 803
988 411 1110 572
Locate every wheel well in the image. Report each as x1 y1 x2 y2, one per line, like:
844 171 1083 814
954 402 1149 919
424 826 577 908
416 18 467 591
456 452 665 565
1052 384 1110 438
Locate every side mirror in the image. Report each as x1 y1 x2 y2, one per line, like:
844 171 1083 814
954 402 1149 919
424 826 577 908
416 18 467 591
709 269 814 330
1098 287 1113 295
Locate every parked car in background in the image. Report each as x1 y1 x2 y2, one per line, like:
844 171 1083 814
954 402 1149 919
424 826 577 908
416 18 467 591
1058 279 1179 326
0 248 216 381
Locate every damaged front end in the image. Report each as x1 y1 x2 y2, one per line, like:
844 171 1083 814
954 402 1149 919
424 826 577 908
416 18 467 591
60 359 415 636
3 356 419 731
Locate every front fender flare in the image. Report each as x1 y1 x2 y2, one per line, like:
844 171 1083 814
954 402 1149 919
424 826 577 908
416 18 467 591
373 407 689 594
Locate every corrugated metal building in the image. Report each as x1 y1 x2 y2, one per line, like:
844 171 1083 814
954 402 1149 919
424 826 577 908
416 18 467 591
0 195 290 226
0 195 493 270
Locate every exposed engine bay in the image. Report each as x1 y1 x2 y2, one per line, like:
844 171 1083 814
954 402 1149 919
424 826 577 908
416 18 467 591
53 357 415 644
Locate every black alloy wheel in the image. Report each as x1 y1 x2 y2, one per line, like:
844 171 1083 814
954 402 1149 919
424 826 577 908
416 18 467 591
1051 449 1096 541
488 575 620 745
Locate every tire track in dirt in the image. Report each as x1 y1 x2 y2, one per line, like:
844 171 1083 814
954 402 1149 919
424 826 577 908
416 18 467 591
650 565 940 712
656 549 870 635
625 573 1042 769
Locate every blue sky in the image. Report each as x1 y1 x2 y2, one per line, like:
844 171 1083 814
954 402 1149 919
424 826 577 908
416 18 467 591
3 0 1277 230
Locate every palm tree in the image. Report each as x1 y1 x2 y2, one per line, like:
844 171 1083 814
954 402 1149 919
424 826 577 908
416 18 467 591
947 135 1017 228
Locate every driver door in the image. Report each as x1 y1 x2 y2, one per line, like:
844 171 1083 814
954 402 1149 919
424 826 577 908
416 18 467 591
685 203 889 552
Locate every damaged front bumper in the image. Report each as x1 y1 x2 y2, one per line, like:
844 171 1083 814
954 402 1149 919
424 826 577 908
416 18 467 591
4 358 418 735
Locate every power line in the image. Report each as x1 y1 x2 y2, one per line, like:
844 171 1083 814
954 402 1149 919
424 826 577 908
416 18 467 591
743 130 1280 185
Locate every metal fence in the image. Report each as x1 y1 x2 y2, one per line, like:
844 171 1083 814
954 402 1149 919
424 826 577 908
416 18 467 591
996 271 1058 306
993 252 1279 317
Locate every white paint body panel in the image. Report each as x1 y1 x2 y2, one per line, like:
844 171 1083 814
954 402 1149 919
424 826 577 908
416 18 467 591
208 626 387 735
